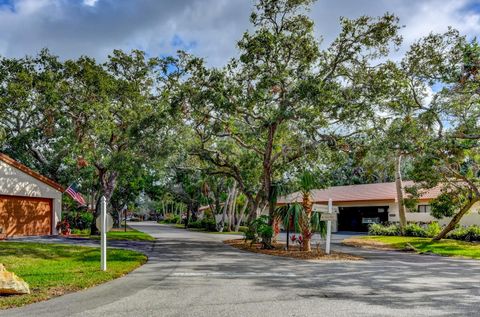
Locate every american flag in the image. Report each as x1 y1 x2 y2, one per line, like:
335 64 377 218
65 183 86 206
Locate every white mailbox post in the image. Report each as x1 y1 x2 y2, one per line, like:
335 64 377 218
313 198 337 255
326 198 332 254
96 196 113 271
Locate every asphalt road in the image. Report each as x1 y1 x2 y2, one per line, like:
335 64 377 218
2 222 480 317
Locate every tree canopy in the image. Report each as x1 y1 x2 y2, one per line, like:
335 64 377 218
0 0 478 240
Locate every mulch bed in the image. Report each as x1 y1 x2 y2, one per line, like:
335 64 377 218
224 239 363 261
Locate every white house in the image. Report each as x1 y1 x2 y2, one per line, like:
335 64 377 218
0 153 63 237
278 181 480 232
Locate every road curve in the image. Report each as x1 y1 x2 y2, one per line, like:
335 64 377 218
2 221 480 317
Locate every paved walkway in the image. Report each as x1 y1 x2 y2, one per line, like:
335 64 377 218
2 222 480 317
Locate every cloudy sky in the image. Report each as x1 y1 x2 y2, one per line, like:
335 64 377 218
0 0 479 66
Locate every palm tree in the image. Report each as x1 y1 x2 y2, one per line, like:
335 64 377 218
275 171 326 251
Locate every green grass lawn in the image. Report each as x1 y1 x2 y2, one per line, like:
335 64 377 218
358 236 480 259
73 227 155 241
0 242 146 309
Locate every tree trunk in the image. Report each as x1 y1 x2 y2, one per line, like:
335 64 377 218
395 152 407 235
246 192 262 224
263 123 277 227
301 192 313 252
433 197 479 240
227 183 237 232
219 186 233 232
185 205 190 229
116 210 121 228
90 170 118 235
234 199 249 232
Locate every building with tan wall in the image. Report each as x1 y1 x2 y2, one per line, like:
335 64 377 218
278 181 480 232
0 153 63 237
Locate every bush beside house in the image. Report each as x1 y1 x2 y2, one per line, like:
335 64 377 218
369 222 480 242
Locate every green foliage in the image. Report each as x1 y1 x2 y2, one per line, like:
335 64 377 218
276 202 327 239
298 171 318 194
311 212 327 238
258 225 274 241
369 222 478 240
201 217 217 232
425 222 442 238
71 228 90 235
238 226 249 233
447 226 480 242
368 223 400 236
63 211 94 230
162 213 181 224
244 227 257 241
404 223 427 237
246 215 274 248
179 0 402 225
430 192 468 219
187 217 217 232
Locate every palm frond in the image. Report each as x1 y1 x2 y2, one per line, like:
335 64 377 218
291 203 302 232
299 170 318 194
311 212 327 238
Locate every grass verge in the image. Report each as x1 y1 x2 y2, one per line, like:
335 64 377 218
72 227 155 241
225 239 362 261
0 242 147 309
343 236 480 259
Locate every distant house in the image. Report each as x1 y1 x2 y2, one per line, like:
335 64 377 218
0 153 63 237
278 181 480 232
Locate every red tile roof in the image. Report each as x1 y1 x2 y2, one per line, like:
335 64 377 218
278 181 441 205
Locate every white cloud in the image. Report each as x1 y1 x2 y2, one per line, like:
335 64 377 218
0 0 478 66
83 0 98 7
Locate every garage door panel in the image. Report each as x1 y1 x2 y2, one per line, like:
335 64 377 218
0 195 52 237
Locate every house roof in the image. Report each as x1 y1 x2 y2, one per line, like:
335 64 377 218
277 181 441 205
0 152 64 192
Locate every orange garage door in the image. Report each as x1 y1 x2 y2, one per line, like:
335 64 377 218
0 195 52 237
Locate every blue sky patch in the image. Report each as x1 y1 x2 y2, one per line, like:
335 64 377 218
170 35 197 51
0 0 14 12
462 1 480 13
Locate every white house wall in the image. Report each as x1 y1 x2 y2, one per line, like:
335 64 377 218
331 201 480 232
406 201 480 226
0 160 62 234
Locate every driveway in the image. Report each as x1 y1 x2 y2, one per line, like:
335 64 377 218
2 222 480 317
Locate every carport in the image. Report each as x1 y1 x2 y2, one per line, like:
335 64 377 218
337 206 389 232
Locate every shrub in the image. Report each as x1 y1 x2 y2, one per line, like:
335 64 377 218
245 216 273 248
187 220 202 229
447 225 480 242
63 211 93 230
368 223 400 236
244 227 257 241
259 225 273 241
425 222 441 238
200 217 217 232
162 214 180 224
405 223 427 237
238 226 248 233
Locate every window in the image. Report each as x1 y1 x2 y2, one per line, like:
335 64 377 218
417 205 431 213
